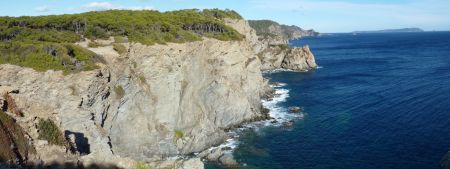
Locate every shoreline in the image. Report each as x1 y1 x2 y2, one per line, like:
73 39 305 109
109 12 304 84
199 75 306 167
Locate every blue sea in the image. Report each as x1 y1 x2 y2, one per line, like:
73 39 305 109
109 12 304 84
206 32 450 169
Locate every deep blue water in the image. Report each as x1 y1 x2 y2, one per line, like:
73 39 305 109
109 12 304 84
206 32 450 169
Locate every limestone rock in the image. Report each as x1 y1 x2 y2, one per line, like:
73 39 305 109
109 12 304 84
289 106 302 113
181 158 204 169
281 45 318 70
441 151 450 169
218 153 239 167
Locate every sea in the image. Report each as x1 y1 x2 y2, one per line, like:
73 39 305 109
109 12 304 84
206 32 450 169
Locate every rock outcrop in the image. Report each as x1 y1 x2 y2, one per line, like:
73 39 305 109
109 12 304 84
281 45 317 70
0 17 316 169
441 152 450 169
246 20 318 71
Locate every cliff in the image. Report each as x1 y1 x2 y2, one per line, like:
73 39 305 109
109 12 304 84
248 20 319 41
0 9 316 169
247 20 318 71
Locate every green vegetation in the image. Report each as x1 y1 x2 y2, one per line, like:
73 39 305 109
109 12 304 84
114 36 126 43
136 161 153 169
0 9 243 73
174 129 184 139
88 41 104 48
114 85 125 99
248 20 280 37
0 42 104 74
113 43 127 55
37 118 66 146
138 75 146 83
202 8 243 20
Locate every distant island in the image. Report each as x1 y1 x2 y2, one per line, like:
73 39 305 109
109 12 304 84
353 28 425 33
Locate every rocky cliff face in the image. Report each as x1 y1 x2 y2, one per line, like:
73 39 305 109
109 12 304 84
281 25 319 40
0 18 316 169
248 20 319 41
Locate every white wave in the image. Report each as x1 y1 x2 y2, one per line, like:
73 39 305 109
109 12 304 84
270 82 287 88
205 83 304 154
262 68 294 74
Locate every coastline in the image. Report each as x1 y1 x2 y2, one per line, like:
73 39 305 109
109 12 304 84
199 72 306 167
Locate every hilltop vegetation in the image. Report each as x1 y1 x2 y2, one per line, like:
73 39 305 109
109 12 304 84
0 9 243 73
248 20 281 38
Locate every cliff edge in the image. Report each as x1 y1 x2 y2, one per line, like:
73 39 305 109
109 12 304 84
0 9 317 169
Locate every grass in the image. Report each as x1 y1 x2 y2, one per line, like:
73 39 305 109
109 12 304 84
174 129 184 139
37 118 66 146
113 43 127 55
114 85 125 99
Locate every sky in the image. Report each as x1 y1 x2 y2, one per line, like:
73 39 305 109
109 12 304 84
1 0 449 33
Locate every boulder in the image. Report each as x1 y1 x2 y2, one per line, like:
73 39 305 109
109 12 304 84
219 153 239 167
289 106 302 113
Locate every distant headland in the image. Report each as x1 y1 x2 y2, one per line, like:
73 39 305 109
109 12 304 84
352 28 425 33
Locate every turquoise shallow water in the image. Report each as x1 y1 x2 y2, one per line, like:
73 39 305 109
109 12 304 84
206 32 450 169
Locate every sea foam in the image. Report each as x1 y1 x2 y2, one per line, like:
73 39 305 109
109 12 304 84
210 82 304 152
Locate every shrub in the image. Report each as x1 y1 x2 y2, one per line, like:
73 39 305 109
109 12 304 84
88 41 103 48
114 36 126 43
37 118 66 146
0 42 103 74
138 75 146 83
174 129 183 139
113 43 127 55
114 85 125 99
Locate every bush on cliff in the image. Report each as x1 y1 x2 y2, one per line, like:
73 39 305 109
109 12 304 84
174 129 184 139
37 118 66 146
114 85 125 99
113 43 127 55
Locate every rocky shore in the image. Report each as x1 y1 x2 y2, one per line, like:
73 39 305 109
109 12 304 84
0 15 317 169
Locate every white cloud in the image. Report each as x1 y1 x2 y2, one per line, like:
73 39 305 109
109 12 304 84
127 6 154 11
82 2 117 11
35 6 50 12
81 2 154 11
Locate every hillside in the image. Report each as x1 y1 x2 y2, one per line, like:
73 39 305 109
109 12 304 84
248 20 318 40
0 9 243 74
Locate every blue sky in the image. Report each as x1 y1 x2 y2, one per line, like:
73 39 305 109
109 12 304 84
1 0 449 33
